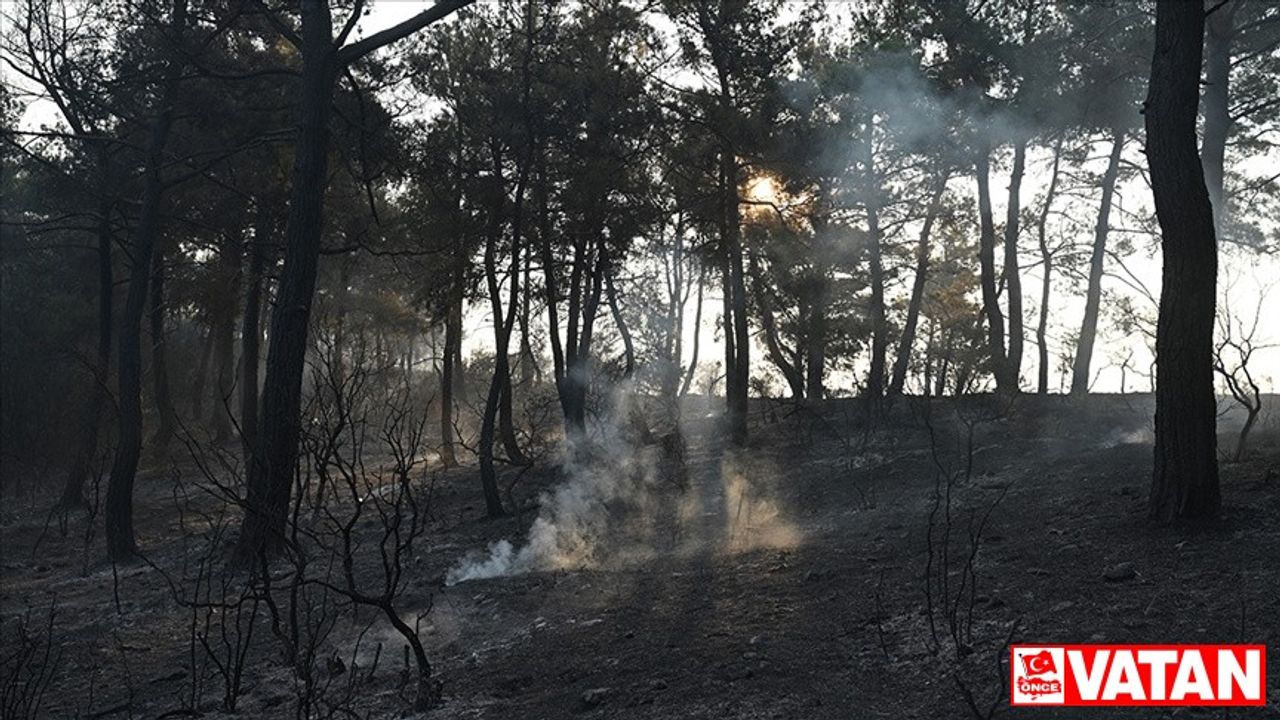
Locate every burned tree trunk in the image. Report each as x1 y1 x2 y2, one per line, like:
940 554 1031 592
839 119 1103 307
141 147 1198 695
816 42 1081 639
148 249 177 454
749 254 804 401
1201 0 1238 231
975 147 1013 393
1071 128 1126 394
1035 139 1063 395
59 190 114 510
210 234 240 444
805 218 830 402
866 194 887 408
439 267 463 468
240 212 271 466
190 322 213 419
890 173 949 399
235 0 470 561
1146 0 1220 522
104 0 186 560
478 190 518 517
1003 136 1027 384
680 268 704 398
497 361 525 463
237 1 338 560
604 258 635 380
722 149 750 444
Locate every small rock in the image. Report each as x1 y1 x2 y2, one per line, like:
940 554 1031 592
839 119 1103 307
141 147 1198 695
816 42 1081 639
1102 562 1136 582
581 687 612 708
1049 600 1075 613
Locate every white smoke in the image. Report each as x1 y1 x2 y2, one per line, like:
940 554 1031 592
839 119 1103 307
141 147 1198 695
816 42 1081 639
445 393 665 585
444 384 804 585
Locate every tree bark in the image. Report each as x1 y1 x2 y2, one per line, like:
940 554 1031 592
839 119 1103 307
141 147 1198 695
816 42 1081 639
497 148 529 465
210 233 240 444
478 165 519 516
58 189 114 510
679 267 704 398
604 258 635 380
722 148 750 444
1035 138 1063 395
235 0 469 561
105 0 186 561
1003 137 1027 384
1146 0 1220 522
1071 128 1127 394
237 0 338 560
439 266 463 468
240 212 271 466
889 173 949 398
148 249 177 454
976 147 1013 392
1201 0 1237 232
805 215 830 401
749 254 804 401
190 322 213 419
865 136 887 408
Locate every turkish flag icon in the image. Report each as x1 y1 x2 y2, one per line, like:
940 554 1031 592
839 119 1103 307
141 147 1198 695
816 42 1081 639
1022 650 1058 677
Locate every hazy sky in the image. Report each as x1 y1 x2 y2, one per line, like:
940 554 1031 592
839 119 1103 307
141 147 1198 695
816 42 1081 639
12 0 1279 397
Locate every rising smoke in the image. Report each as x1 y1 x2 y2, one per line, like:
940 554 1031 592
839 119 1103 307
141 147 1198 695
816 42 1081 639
445 388 800 585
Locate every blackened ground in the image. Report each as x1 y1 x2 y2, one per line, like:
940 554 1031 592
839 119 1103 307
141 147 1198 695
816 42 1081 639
2 393 1278 719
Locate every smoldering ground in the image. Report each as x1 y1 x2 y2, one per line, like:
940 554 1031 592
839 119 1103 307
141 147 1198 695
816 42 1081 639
446 387 801 585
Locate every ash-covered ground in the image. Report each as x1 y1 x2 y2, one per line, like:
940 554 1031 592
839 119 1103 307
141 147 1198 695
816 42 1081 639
2 394 1278 719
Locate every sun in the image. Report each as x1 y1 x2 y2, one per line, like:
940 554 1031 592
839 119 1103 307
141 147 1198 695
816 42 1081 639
746 175 781 205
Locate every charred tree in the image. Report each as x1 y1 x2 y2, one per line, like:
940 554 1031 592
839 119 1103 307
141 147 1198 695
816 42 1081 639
864 130 888 409
104 0 187 561
890 173 950 399
749 253 804 401
975 147 1014 393
190 321 213 419
210 232 241 445
237 0 470 561
603 257 635 380
240 212 272 466
1034 138 1063 395
722 150 750 444
805 217 830 401
1003 136 1027 383
58 188 114 510
1145 0 1220 522
239 2 339 559
1201 0 1238 231
439 265 464 468
477 148 522 517
148 249 177 454
1071 128 1127 394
